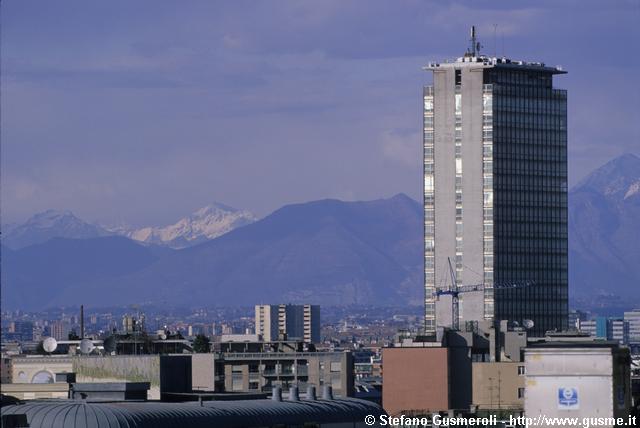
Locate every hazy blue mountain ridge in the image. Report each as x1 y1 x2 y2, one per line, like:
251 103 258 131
1 194 423 309
568 153 640 300
3 153 639 311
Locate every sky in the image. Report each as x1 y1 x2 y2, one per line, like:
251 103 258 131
2 0 639 227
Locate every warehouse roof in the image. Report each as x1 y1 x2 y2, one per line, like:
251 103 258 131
1 397 385 428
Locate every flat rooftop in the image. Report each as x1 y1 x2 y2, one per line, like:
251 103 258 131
425 55 566 74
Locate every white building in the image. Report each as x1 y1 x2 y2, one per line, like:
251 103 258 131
525 340 630 422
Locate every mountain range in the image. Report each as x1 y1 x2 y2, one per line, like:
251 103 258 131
1 194 422 310
2 153 639 310
2 203 256 250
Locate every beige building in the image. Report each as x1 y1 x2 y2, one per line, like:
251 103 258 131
472 361 525 412
11 356 73 384
2 355 191 399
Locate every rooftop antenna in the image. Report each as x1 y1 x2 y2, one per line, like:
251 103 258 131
468 25 482 57
80 304 84 340
493 24 498 58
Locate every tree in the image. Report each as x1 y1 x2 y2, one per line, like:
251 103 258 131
192 334 211 353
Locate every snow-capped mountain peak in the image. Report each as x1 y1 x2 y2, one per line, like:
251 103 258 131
625 180 640 200
120 203 256 249
2 209 110 249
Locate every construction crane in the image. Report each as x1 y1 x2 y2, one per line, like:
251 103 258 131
433 257 534 330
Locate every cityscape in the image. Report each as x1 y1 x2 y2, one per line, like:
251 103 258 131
2 2 639 428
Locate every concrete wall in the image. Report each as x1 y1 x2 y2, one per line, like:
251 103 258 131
472 361 524 411
433 67 457 328
458 65 487 321
1 383 69 400
73 355 161 399
382 347 449 415
432 63 488 327
192 354 215 391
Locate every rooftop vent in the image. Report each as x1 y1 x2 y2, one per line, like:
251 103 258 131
288 386 300 401
322 385 333 400
272 386 282 402
306 385 317 400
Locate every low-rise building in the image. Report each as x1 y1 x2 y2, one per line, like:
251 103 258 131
192 340 353 397
383 321 529 416
579 317 629 345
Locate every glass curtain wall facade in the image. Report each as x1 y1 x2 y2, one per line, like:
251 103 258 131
487 68 568 336
424 57 568 337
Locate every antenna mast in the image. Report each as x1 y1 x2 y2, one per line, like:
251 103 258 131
471 26 477 56
467 25 482 57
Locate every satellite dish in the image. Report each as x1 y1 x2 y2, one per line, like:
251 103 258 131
523 319 535 329
103 336 117 353
43 337 58 353
79 338 94 355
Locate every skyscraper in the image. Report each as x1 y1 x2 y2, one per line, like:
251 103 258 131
423 28 568 336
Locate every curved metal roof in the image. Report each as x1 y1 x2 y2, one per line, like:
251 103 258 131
1 398 385 428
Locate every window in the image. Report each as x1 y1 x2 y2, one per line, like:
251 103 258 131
518 387 525 399
518 366 525 375
232 377 244 391
424 99 434 111
31 371 54 384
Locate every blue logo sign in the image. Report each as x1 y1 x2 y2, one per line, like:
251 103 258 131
558 387 579 409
